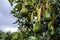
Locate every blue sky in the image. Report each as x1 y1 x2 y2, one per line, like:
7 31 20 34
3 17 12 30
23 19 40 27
0 0 18 32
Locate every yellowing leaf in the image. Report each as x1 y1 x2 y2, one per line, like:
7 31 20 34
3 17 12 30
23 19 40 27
31 12 33 23
36 7 41 22
50 25 54 30
46 5 52 12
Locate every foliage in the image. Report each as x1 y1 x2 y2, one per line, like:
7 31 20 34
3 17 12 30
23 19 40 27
1 0 60 40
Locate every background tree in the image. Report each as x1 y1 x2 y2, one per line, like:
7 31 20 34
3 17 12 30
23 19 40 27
8 0 60 40
0 31 6 40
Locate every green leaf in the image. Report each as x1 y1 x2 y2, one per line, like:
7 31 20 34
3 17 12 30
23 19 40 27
8 0 14 6
28 36 38 40
25 1 33 6
14 3 22 11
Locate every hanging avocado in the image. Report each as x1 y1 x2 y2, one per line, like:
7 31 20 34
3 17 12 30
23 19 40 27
51 30 55 36
44 10 51 21
20 6 28 17
33 22 41 33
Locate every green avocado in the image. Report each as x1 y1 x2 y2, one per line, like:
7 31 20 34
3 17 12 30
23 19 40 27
51 30 55 36
44 10 51 20
33 22 41 33
20 7 28 17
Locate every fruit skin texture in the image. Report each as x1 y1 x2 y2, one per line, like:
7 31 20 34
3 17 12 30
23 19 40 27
20 7 28 17
51 30 55 36
44 10 51 20
33 22 41 33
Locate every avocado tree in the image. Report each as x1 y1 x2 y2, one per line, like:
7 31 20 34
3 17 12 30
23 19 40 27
8 0 60 40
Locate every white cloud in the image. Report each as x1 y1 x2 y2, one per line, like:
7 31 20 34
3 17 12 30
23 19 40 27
0 26 18 33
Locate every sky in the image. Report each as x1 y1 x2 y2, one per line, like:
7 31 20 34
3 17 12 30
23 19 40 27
0 0 18 33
